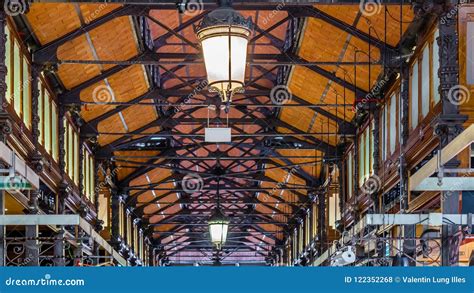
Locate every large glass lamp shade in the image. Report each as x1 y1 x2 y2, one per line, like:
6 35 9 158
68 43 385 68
196 4 252 103
208 209 229 250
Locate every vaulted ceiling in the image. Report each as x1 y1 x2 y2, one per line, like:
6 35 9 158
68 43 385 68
23 1 414 265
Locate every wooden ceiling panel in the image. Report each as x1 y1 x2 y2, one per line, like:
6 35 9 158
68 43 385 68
113 150 160 180
315 4 414 46
278 106 318 133
57 35 102 89
26 4 81 45
288 66 327 105
355 6 414 47
149 205 181 223
105 65 149 102
88 16 139 70
148 9 180 40
316 5 359 26
276 149 322 179
121 104 158 133
79 3 122 23
153 224 176 233
147 169 173 185
97 114 126 146
298 18 348 62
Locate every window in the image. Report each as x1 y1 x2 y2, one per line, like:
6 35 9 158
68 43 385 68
38 85 58 160
119 201 124 236
305 213 310 246
5 23 58 159
347 150 353 199
65 119 79 183
389 93 397 154
298 224 303 253
74 132 79 184
22 57 31 128
468 23 474 85
7 33 31 128
421 45 430 118
39 86 44 144
44 91 51 153
410 62 419 129
312 204 317 239
359 123 374 186
6 26 11 104
13 40 21 114
409 29 441 129
359 133 365 186
83 149 95 204
51 104 58 161
382 106 388 161
292 229 297 259
432 30 440 104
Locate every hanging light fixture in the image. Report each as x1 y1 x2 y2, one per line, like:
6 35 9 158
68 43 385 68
195 0 252 104
208 208 229 250
208 177 229 250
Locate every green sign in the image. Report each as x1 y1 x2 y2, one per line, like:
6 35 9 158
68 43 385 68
0 176 33 190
